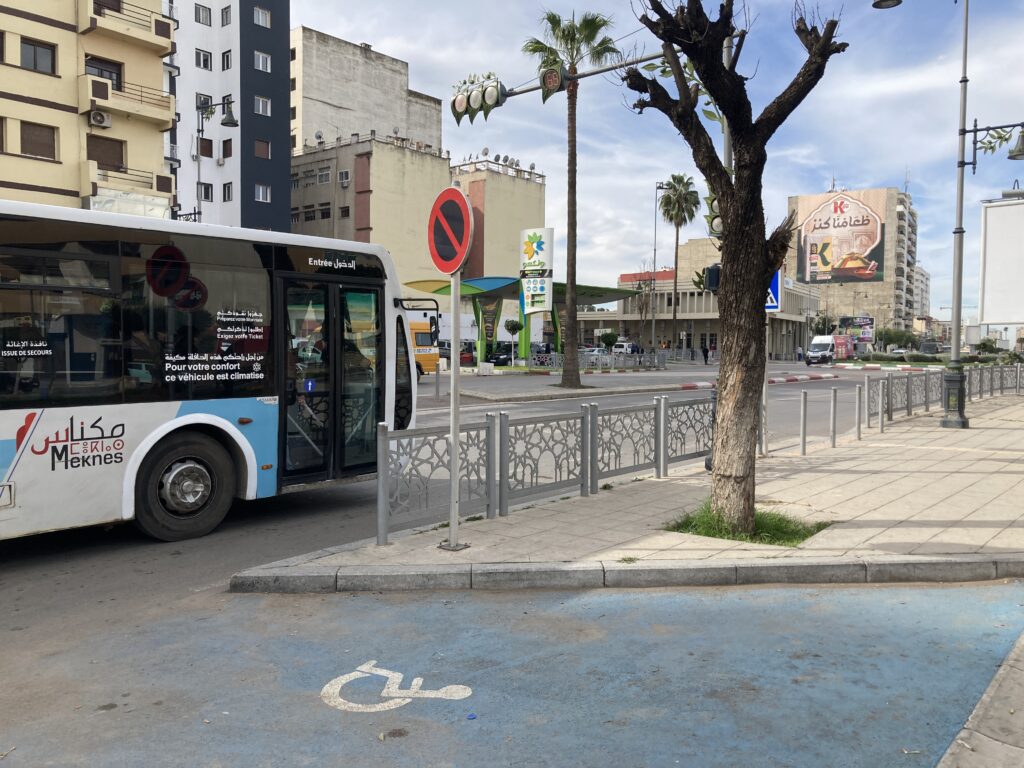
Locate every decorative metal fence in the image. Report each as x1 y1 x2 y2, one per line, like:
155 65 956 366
529 351 668 371
865 365 1020 426
376 396 714 543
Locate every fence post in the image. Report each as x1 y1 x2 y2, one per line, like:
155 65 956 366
589 403 600 494
800 390 807 456
886 372 894 422
924 373 931 412
1000 366 1005 396
498 411 509 516
990 366 995 398
864 374 871 428
906 375 912 417
653 397 664 479
376 421 389 546
1017 363 1021 396
659 397 669 477
879 380 886 434
580 404 590 496
486 412 499 518
830 387 838 448
856 384 863 440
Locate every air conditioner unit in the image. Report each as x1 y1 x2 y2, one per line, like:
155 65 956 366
89 110 113 129
338 169 350 187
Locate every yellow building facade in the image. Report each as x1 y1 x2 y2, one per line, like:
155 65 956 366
0 1 175 216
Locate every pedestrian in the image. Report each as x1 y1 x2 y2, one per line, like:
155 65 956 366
701 343 709 365
796 344 803 362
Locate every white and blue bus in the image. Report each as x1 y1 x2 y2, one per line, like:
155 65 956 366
0 201 415 541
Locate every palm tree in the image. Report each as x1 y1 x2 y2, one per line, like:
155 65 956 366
658 173 701 355
523 12 619 389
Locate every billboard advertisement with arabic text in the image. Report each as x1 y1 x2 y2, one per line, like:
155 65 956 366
794 190 887 284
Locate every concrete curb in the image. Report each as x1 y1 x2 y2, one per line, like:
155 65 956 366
937 632 1024 767
229 553 1024 594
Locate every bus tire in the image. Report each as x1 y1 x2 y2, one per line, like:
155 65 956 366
133 432 235 542
416 363 423 382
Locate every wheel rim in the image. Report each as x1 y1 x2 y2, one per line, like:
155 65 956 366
158 459 213 517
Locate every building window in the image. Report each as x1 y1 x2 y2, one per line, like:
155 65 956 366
255 184 271 203
318 205 330 220
222 138 232 158
290 47 296 61
21 39 55 75
338 206 350 219
254 50 271 72
20 122 56 160
303 206 315 222
196 92 212 109
222 182 233 202
85 55 123 91
289 77 296 91
197 182 213 202
254 96 271 116
198 137 213 158
338 169 350 185
290 208 300 224
220 5 231 25
254 139 270 159
317 167 331 184
290 175 299 190
290 135 296 149
290 106 296 120
196 49 212 70
195 3 211 25
221 50 232 70
253 6 271 27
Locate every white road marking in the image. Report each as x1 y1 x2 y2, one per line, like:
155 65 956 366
320 661 472 713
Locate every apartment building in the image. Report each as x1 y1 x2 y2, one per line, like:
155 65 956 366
0 0 176 216
171 0 289 229
913 264 931 317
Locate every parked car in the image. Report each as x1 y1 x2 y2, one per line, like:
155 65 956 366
460 343 476 366
438 340 451 361
486 342 513 366
890 348 908 356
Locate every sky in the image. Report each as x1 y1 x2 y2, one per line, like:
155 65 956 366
291 0 1024 321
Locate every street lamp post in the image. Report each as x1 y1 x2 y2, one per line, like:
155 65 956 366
652 181 668 352
874 0 1024 428
187 98 239 223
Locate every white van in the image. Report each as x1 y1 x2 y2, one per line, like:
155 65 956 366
805 335 835 365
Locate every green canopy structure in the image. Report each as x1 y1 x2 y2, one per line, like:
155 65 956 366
405 277 636 360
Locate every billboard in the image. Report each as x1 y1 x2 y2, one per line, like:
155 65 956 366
794 190 886 284
837 315 874 342
520 227 553 315
979 198 1024 324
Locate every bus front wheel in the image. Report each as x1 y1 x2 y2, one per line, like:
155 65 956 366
134 432 235 541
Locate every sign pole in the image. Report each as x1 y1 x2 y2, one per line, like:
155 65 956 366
444 271 465 550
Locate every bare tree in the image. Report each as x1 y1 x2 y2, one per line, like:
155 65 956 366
633 258 654 347
624 1 848 531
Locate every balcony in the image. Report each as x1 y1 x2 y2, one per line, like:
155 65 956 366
79 74 174 130
78 0 174 56
81 160 174 199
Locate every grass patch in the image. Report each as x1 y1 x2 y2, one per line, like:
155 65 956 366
465 515 484 522
618 556 640 564
600 483 614 491
665 498 829 547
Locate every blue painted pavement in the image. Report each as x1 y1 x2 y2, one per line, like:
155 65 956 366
3 583 1023 767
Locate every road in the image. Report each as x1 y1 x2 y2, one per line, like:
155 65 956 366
2 583 1021 767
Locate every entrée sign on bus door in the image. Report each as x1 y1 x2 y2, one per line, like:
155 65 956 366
427 187 474 275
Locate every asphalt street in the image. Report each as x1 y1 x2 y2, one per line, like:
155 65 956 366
2 583 1021 767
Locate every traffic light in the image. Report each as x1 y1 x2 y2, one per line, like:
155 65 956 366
429 315 439 345
451 78 507 125
704 191 723 239
703 263 722 294
540 66 569 103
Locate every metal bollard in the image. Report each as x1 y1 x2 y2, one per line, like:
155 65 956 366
856 384 863 440
486 412 499 517
653 397 664 479
759 382 768 457
498 412 510 516
799 390 808 456
906 375 912 417
830 387 838 448
886 372 894 422
864 374 871 427
659 397 669 477
376 421 389 545
879 380 886 433
589 403 600 495
580 405 590 496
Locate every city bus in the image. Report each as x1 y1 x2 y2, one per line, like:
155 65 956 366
0 200 416 541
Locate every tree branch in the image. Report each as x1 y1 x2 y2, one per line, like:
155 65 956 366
754 17 847 143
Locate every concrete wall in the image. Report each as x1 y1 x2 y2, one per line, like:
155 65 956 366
290 27 441 152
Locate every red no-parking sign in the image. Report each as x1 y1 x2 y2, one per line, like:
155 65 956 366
145 245 191 298
427 187 474 275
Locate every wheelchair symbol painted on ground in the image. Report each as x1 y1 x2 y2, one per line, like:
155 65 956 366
320 661 472 713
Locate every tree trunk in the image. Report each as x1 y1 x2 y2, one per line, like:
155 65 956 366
560 73 581 389
671 224 680 355
710 158 772 533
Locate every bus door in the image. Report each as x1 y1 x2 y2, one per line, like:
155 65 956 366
278 278 382 485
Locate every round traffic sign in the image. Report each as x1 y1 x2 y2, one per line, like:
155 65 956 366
173 276 208 312
146 245 191 298
427 187 474 275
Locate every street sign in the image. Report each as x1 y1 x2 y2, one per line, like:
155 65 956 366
146 245 190 298
173 276 208 312
427 187 474 275
765 270 781 313
520 227 553 315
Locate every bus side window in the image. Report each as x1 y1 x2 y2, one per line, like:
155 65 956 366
394 319 412 430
